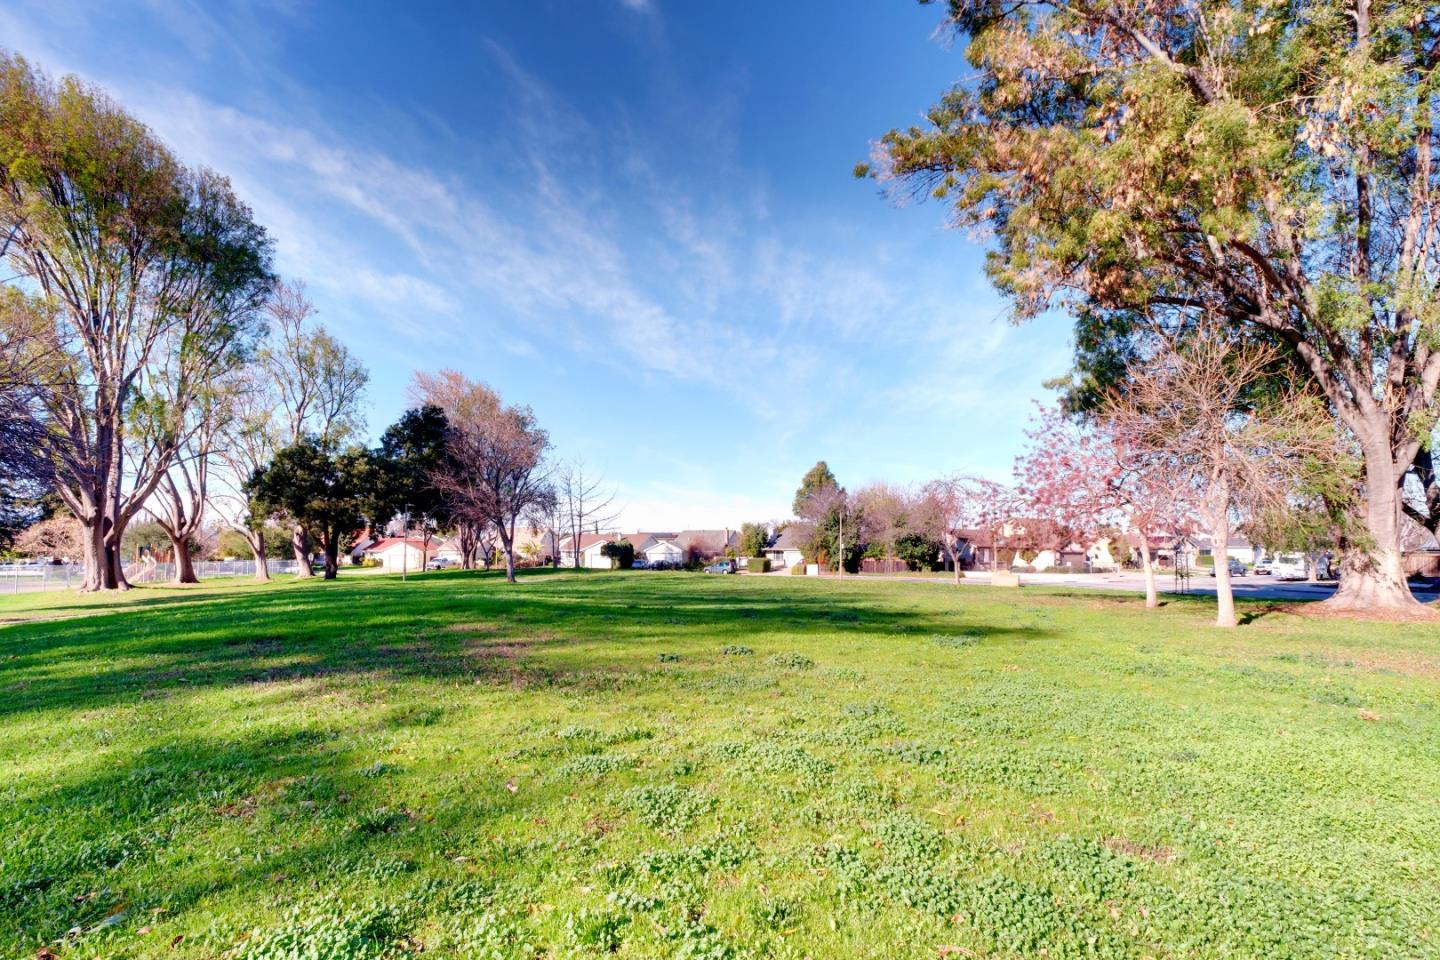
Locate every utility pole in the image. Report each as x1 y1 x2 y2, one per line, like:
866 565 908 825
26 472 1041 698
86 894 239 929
402 505 412 583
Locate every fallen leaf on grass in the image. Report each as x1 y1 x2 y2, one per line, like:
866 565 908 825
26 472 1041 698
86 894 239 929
505 779 518 793
1358 709 1380 722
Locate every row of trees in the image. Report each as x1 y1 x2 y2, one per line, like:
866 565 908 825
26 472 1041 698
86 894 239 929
240 369 558 584
0 54 578 589
864 0 1440 614
773 324 1346 629
0 53 275 589
767 461 1013 584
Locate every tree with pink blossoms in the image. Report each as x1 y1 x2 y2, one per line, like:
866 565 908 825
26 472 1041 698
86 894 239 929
1016 405 1193 610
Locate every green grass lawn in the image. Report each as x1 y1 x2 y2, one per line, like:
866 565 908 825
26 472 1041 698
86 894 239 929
3 571 1438 959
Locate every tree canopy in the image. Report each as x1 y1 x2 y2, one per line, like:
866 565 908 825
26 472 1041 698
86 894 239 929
246 439 376 580
0 51 273 589
864 0 1440 610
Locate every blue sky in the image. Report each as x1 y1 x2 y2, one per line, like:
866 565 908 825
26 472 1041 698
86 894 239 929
3 0 1075 529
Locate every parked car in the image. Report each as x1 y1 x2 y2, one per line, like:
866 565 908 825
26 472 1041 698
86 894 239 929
630 558 649 569
704 559 737 574
427 557 453 570
1271 553 1308 580
1209 558 1248 577
1253 559 1273 575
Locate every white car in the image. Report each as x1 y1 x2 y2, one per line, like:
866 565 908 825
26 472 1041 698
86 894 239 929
1270 554 1308 580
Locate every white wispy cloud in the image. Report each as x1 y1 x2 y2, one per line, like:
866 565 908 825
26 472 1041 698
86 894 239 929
2 0 1072 523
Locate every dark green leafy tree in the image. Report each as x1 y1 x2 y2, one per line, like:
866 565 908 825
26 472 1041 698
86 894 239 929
600 538 635 570
246 439 376 580
371 404 453 558
864 1 1440 612
793 462 839 518
121 521 174 562
792 462 862 572
739 522 771 557
895 532 943 572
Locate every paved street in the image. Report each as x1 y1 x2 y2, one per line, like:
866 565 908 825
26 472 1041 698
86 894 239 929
858 569 1440 603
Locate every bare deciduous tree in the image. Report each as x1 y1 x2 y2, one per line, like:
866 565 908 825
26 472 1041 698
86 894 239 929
150 391 226 584
556 460 619 570
1106 330 1342 627
212 281 367 580
14 515 81 560
1016 405 1196 608
415 371 555 583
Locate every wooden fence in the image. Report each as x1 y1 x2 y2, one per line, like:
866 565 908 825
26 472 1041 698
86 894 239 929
860 557 911 574
1403 552 1440 578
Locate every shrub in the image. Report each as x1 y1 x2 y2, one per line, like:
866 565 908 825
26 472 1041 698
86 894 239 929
721 644 753 656
789 563 806 576
766 652 814 670
746 557 771 573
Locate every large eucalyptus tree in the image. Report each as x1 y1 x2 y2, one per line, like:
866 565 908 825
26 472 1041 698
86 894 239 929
865 1 1440 611
0 53 273 589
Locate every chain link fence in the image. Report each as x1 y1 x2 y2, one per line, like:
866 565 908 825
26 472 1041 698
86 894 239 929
0 559 303 593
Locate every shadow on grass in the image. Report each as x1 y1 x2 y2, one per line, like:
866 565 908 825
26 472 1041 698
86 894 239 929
3 720 550 949
0 570 1055 719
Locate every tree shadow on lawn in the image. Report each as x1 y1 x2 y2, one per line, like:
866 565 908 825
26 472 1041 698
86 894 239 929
0 571 1056 719
2 722 554 953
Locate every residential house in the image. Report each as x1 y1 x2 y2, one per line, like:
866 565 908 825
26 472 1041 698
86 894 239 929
1114 532 1201 570
559 532 620 569
348 529 379 564
762 527 807 570
671 529 739 565
512 526 561 565
363 537 439 572
640 535 684 567
1193 535 1258 566
953 524 1099 571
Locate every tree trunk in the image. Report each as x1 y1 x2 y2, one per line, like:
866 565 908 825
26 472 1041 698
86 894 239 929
81 518 106 592
247 529 271 582
1211 522 1237 629
169 532 198 584
100 513 128 590
292 523 314 579
1326 455 1426 612
322 535 339 580
1138 538 1158 609
498 527 517 583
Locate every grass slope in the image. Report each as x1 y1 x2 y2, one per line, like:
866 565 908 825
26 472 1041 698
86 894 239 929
2 571 1438 959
